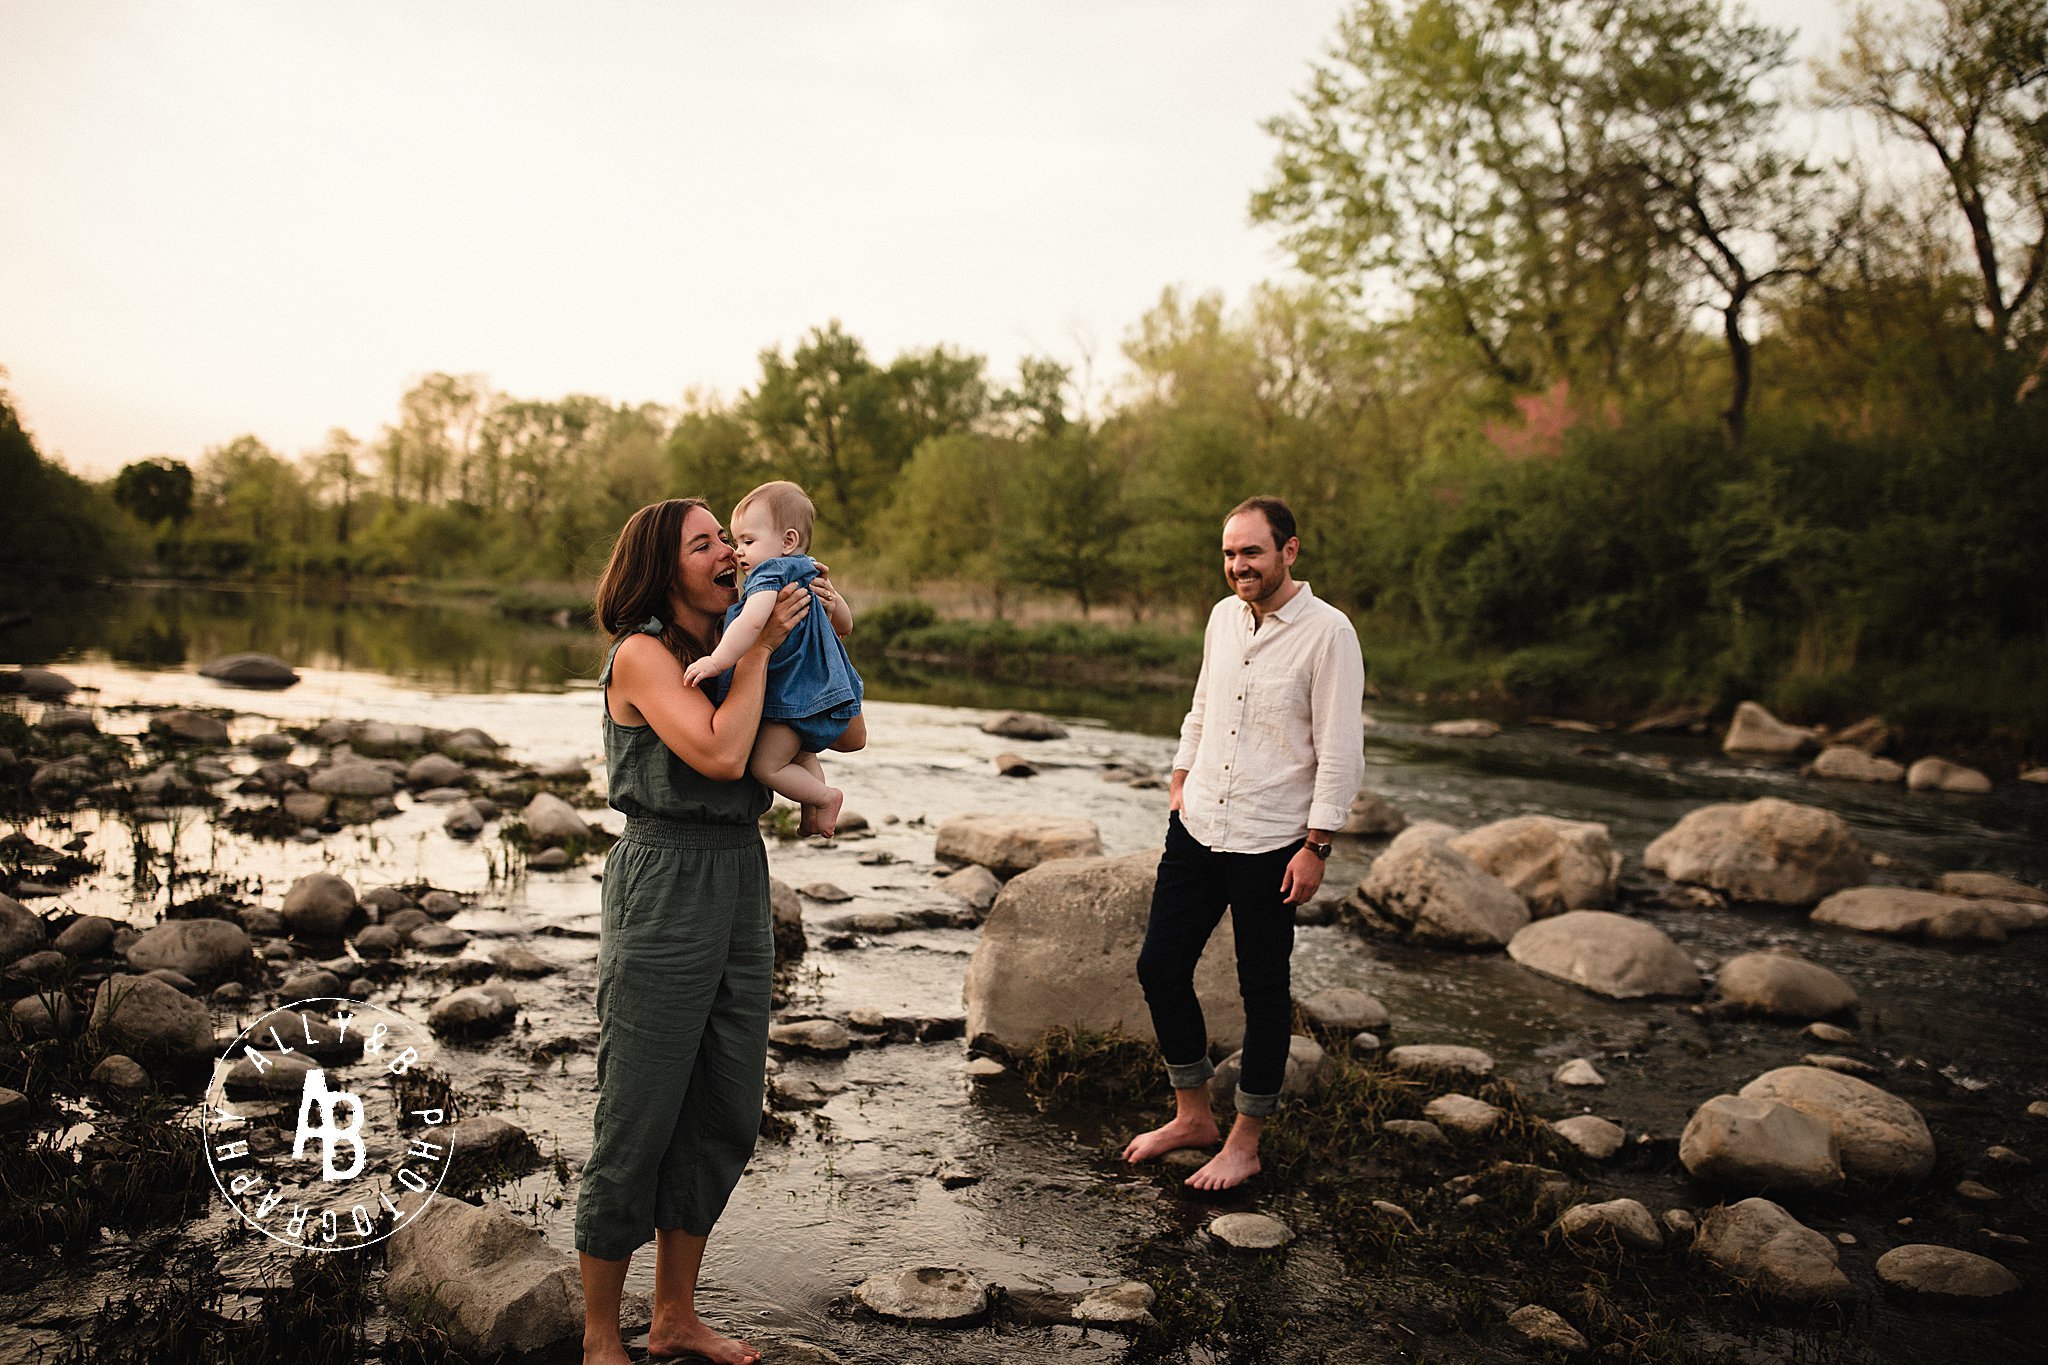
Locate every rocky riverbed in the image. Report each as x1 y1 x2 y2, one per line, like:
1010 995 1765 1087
1 656 2043 1363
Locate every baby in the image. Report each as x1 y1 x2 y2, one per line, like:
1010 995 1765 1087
682 480 866 836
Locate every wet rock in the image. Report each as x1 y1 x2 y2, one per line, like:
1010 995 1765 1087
1697 1199 1848 1304
8 949 67 983
1556 1198 1662 1253
151 709 232 746
281 874 359 937
853 1267 990 1325
1680 1094 1843 1194
1803 1053 1880 1077
361 886 414 915
1811 746 1904 783
1715 950 1857 1018
527 848 569 871
310 762 400 799
1805 1021 1856 1044
1209 1212 1294 1249
1552 1115 1625 1160
385 1195 593 1356
439 727 502 760
1508 1305 1587 1355
1977 899 2048 933
1664 1208 1698 1240
443 801 486 838
1 893 49 963
769 879 804 964
248 731 295 758
1339 788 1406 837
1429 718 1499 738
225 1049 320 1096
5 666 76 699
1297 986 1389 1033
1555 1058 1606 1087
992 752 1037 777
935 813 1102 876
124 919 252 983
964 849 1242 1054
428 983 518 1037
418 891 464 917
142 967 198 993
1073 1281 1157 1330
488 944 553 977
1986 1145 2029 1165
1387 1044 1494 1079
407 753 468 789
1875 1244 2021 1303
1812 887 2007 944
279 968 344 999
981 711 1067 741
1349 1030 1381 1055
90 1054 150 1091
11 993 77 1038
90 974 211 1056
1907 756 1991 793
1349 823 1529 948
1210 1035 1333 1104
0 1087 26 1129
282 791 331 824
1723 701 1817 755
1507 910 1702 999
800 882 852 903
200 653 298 688
769 1019 851 1055
52 914 118 958
451 1114 536 1166
1738 1065 1936 1183
409 925 470 953
1643 798 1868 906
521 792 592 846
937 863 1001 914
964 1056 1007 1079
36 709 98 738
1382 1118 1448 1146
1449 816 1620 915
385 908 432 940
1424 1093 1504 1137
1955 1179 2001 1202
2023 768 2048 784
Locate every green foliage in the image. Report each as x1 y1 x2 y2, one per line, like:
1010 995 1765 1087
110 456 194 526
0 376 139 593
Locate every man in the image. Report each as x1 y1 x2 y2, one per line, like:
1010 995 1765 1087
1122 495 1365 1191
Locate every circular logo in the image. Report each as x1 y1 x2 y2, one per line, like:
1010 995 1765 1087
203 998 458 1252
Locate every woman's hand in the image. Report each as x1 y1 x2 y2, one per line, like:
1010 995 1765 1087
757 581 813 653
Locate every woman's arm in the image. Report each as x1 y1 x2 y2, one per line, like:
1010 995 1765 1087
681 592 775 687
611 586 812 780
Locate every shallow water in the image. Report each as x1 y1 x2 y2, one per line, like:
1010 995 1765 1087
3 605 2046 1362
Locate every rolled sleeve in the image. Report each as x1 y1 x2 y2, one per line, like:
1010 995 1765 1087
1306 621 1366 833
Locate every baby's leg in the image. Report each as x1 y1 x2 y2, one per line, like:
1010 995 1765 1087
794 753 844 838
750 723 840 833
828 715 867 753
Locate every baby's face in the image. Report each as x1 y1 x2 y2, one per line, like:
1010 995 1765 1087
730 504 789 573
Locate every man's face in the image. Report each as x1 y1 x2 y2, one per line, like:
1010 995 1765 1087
1221 511 1298 608
729 503 788 574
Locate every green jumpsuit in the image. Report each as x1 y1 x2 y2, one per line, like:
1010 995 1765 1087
573 619 774 1260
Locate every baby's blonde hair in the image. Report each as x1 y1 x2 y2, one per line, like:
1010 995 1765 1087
733 480 816 554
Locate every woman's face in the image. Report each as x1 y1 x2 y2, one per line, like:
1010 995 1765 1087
671 504 740 620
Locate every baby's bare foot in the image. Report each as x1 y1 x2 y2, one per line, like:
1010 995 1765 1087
814 787 845 840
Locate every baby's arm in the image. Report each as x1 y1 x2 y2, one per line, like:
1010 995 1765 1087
681 592 776 687
827 587 853 638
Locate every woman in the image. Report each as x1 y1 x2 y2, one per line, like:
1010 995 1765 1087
576 497 830 1365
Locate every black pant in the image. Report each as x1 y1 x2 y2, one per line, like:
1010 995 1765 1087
1136 811 1299 1113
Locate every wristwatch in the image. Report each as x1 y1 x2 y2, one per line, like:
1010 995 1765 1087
1305 839 1332 860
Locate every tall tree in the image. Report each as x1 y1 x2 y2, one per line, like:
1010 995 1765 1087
111 457 195 527
742 322 900 547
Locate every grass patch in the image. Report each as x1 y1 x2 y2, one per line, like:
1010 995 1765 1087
1016 1027 1171 1110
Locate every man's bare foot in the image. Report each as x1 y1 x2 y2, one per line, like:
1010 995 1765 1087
647 1316 761 1364
1185 1144 1261 1191
583 1335 633 1365
814 787 844 840
1122 1113 1221 1164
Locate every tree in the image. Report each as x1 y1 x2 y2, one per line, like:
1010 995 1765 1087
742 322 903 547
197 435 303 544
1824 0 2048 397
666 396 771 522
1000 429 1133 616
878 431 1025 614
305 429 363 545
111 457 195 526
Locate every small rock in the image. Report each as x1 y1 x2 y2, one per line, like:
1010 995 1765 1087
1875 1244 2021 1303
1382 1119 1448 1146
1338 788 1407 837
1424 1093 1504 1137
964 1056 1007 1079
53 914 119 958
1716 950 1857 1019
409 925 471 953
89 974 212 1056
419 891 463 918
992 752 1036 777
937 864 1001 914
0 1088 27 1130
1954 1180 2001 1202
444 802 486 838
1556 1198 1662 1254
278 968 344 1000
1552 1115 1625 1160
0 893 50 963
853 1267 990 1325
1804 1021 1856 1044
1695 1198 1849 1304
799 883 852 904
1813 886 2007 943
1349 1031 1382 1055
1936 870 2046 904
1386 1044 1494 1079
1680 1094 1843 1194
1907 757 1992 793
2029 1100 2048 1120
1722 701 1816 755
280 874 359 937
150 710 231 745
528 847 570 871
199 653 298 688
521 792 593 846
1739 1065 1934 1183
980 711 1067 741
1810 746 1905 783
1209 1212 1293 1250
1428 718 1499 738
1663 1208 1697 1239
352 925 403 957
428 983 518 1037
90 1054 150 1091
488 944 553 977
1985 1145 2028 1166
1297 986 1390 1033
769 1020 851 1055
1073 1281 1157 1330
1507 1305 1587 1355
1507 910 1702 999
1555 1058 1606 1087
1802 1053 1880 1078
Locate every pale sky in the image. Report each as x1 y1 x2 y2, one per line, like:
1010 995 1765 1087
2 1 1850 477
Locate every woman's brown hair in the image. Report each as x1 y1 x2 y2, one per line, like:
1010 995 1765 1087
594 497 714 665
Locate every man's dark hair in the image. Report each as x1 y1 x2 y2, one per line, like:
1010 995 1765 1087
1225 495 1297 548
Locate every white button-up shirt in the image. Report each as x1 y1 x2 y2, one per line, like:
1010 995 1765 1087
1172 582 1366 854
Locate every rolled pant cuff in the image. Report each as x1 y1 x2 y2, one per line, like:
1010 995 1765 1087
1234 1087 1282 1117
1164 1056 1216 1090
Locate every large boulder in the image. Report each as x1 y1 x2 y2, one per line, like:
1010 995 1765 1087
1722 702 1817 755
280 874 360 938
522 793 594 847
1694 1198 1850 1305
384 1197 587 1356
1643 798 1868 906
1680 1094 1844 1194
1714 951 1857 1018
963 851 1243 1054
89 974 212 1057
1449 816 1619 916
1810 747 1904 783
123 919 251 984
199 652 300 688
1505 911 1702 999
1738 1066 1936 1183
1906 757 1991 793
1347 823 1529 949
0 893 48 964
935 813 1102 877
1812 887 2008 944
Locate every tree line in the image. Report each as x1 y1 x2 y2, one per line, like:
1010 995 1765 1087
5 0 2043 734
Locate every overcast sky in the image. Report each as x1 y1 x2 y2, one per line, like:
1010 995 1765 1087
2 1 1849 477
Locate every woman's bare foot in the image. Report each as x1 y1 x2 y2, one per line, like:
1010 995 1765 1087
1185 1144 1261 1191
1121 1112 1221 1164
814 786 844 839
647 1315 761 1364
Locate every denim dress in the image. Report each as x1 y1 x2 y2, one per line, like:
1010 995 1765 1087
717 554 863 752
